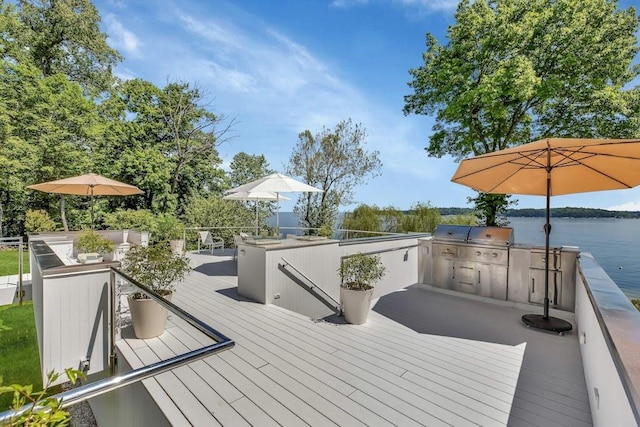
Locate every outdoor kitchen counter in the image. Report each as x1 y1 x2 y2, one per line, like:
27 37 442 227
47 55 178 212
240 235 338 249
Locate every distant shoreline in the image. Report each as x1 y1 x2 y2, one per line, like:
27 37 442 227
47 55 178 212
438 207 640 219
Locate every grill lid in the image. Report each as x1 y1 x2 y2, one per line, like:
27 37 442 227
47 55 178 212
467 226 513 246
433 225 472 242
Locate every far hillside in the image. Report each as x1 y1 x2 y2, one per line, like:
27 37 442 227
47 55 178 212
438 207 640 219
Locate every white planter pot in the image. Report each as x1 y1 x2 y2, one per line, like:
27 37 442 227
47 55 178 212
128 293 171 339
77 253 103 264
340 286 374 325
169 239 184 254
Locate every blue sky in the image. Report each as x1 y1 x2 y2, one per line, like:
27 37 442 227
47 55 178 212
94 0 640 212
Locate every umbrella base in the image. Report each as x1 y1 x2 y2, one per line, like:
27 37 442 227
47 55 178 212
522 314 573 335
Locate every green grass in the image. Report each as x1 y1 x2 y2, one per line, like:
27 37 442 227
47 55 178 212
0 301 42 411
0 250 30 276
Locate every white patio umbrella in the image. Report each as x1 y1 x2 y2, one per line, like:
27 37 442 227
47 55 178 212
222 191 290 235
226 173 323 230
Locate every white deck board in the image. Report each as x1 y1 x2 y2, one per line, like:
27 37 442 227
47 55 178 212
116 253 592 426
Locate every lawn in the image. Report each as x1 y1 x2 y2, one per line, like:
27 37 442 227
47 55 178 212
0 249 30 276
0 301 42 411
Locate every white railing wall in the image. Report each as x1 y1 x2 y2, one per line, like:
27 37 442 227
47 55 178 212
576 252 640 427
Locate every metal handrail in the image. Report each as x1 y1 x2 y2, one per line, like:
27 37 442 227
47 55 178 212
0 267 234 424
279 257 341 314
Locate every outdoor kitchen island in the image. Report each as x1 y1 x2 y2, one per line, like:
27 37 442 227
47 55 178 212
236 234 422 319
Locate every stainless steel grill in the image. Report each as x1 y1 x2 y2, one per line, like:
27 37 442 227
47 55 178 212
432 225 513 299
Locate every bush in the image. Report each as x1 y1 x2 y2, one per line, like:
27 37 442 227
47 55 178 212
74 230 114 254
24 210 56 233
154 214 185 242
339 253 386 291
103 209 157 232
632 298 640 311
121 243 191 297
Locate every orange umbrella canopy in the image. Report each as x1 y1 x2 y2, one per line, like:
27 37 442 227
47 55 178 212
28 173 143 196
28 173 143 228
451 138 640 196
451 138 640 333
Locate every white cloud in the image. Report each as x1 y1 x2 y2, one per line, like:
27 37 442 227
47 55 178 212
607 200 640 211
104 13 142 57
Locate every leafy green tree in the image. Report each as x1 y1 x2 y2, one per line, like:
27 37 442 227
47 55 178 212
404 0 640 223
97 79 230 214
401 203 441 233
183 195 254 246
339 204 383 238
288 118 382 233
17 0 121 95
468 193 514 227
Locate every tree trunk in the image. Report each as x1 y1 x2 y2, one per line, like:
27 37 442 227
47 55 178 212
60 196 69 231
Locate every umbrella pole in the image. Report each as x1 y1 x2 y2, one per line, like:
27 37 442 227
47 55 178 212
90 186 95 230
256 201 259 236
276 193 280 233
543 170 551 320
521 145 572 335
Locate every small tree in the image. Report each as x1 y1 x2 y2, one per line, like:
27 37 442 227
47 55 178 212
74 230 114 254
121 243 191 298
24 209 56 232
339 253 386 291
288 119 382 233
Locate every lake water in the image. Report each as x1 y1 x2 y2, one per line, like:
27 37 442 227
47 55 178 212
270 213 640 299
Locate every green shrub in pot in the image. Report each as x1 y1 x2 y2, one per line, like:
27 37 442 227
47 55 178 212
121 243 192 338
339 253 386 324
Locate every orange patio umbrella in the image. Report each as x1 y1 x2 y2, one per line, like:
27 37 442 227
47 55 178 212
28 173 143 228
452 138 640 333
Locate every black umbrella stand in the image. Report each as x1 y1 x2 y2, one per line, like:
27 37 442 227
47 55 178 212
521 163 573 335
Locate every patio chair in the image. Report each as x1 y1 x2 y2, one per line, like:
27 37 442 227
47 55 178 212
198 231 224 254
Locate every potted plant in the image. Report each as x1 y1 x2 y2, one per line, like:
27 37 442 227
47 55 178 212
339 253 386 325
74 230 115 263
121 243 192 338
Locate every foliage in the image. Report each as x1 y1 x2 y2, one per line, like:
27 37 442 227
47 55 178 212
632 299 640 311
103 209 158 232
404 0 640 221
339 203 440 236
153 214 185 242
97 79 231 214
339 204 383 237
288 118 382 233
121 243 191 297
339 253 386 291
440 213 478 226
0 368 85 426
468 193 515 226
318 224 333 238
74 230 114 254
24 209 57 232
183 195 254 246
401 203 441 233
17 0 121 95
0 302 39 411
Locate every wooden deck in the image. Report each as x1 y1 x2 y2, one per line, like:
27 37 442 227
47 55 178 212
116 252 592 426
